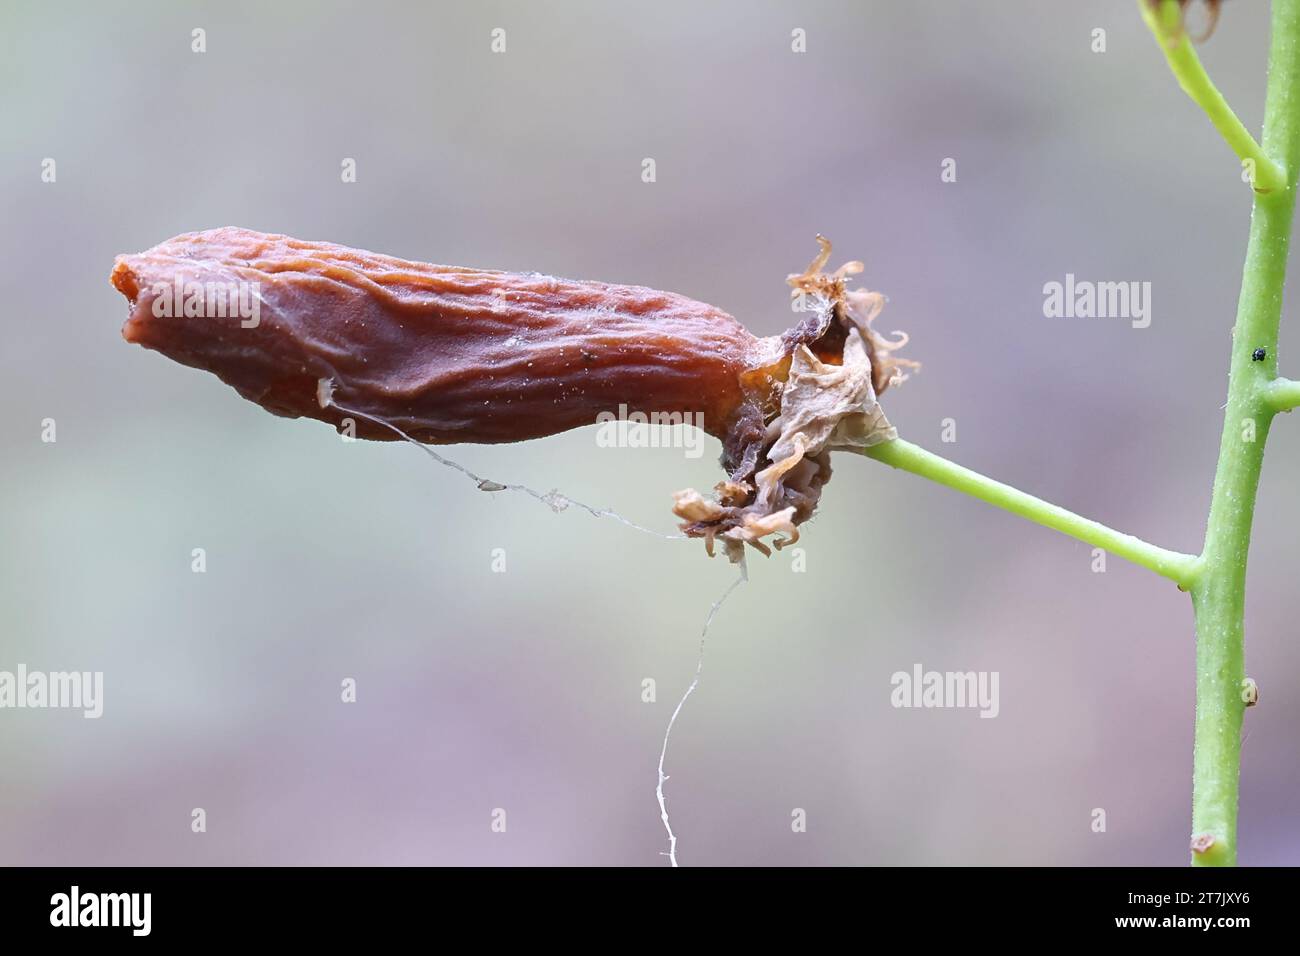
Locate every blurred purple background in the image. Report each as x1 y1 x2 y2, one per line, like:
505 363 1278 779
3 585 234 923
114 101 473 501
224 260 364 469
1 0 1297 865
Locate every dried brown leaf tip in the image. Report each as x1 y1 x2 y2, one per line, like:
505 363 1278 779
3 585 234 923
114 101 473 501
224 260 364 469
110 228 914 561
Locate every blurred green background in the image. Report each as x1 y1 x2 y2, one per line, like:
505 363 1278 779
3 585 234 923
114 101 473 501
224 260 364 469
1 0 1297 865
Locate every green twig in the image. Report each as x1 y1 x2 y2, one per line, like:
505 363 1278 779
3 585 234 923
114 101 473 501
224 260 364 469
861 439 1200 588
1262 376 1300 412
1140 0 1287 194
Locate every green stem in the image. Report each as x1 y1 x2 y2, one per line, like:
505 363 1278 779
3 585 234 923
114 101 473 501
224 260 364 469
1140 0 1287 193
861 439 1200 588
1187 0 1300 868
856 1 1299 866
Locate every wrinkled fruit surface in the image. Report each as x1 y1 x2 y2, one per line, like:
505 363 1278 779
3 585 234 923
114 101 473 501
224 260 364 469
112 228 914 559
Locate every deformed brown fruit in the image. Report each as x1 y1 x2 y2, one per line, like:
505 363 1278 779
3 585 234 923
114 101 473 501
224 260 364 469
111 228 914 559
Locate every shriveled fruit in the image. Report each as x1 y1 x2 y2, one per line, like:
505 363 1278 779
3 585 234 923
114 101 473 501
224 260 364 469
111 228 914 559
